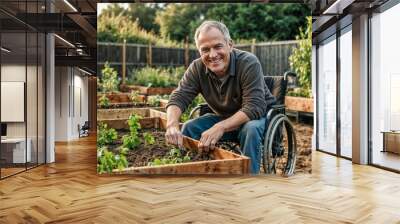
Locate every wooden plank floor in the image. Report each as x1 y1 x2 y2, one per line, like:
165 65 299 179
1 135 400 223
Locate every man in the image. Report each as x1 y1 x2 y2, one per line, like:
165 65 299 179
165 20 276 174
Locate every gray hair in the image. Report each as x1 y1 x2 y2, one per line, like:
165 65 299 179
194 20 232 47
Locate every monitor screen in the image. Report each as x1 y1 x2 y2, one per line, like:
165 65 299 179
1 123 7 137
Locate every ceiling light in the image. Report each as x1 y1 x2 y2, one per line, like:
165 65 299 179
78 67 92 76
63 0 78 12
322 0 355 15
54 34 75 48
1 47 11 53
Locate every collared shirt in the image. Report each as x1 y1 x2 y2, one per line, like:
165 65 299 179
166 48 276 120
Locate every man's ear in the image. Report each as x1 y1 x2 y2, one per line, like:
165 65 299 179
228 39 233 50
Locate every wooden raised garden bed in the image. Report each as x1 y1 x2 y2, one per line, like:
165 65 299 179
285 96 313 113
98 108 166 122
159 99 169 108
120 84 175 95
108 116 249 175
97 92 146 104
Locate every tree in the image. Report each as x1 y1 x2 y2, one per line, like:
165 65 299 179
126 4 161 35
205 4 310 41
155 4 212 43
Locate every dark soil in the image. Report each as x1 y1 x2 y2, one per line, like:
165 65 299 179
109 129 213 167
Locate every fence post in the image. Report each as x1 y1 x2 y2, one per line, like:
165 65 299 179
184 36 189 68
251 38 256 54
122 39 126 84
147 43 152 66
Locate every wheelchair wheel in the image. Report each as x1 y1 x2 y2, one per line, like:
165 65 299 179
262 114 297 176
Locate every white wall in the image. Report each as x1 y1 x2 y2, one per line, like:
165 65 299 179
55 67 89 141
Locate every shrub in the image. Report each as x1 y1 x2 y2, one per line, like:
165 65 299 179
100 62 119 92
122 114 142 150
288 16 312 98
97 123 118 147
97 146 128 174
130 90 142 104
98 95 110 108
98 14 181 47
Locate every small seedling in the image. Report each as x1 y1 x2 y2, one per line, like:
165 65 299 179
143 132 155 145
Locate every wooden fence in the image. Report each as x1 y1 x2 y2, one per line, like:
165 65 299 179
97 40 299 78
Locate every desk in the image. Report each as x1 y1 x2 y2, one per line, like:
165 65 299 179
381 131 400 154
1 138 31 163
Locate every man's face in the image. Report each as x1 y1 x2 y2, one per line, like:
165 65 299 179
197 27 233 77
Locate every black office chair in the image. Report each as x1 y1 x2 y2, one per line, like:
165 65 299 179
189 71 297 176
79 121 90 138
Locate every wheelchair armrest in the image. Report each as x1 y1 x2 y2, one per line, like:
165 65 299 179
266 104 285 121
189 105 202 120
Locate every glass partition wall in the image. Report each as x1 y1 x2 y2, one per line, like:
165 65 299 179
0 1 46 179
316 23 353 159
370 3 400 171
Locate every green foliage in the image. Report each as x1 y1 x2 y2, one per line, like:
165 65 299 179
100 62 119 92
98 95 110 108
122 114 142 150
129 66 179 88
146 95 161 107
143 132 155 145
289 16 312 98
97 146 128 174
98 12 181 47
99 4 310 45
287 88 311 98
181 95 206 123
155 4 310 43
148 147 191 166
97 123 118 147
130 90 142 104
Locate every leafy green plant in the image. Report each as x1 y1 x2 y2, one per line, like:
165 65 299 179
147 95 162 107
143 132 155 145
181 95 206 123
287 88 311 98
98 94 110 108
100 62 120 93
148 147 191 166
134 67 172 87
97 123 118 147
97 146 128 174
122 114 142 150
288 16 312 98
130 90 142 104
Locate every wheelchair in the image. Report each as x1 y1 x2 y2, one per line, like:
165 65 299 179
189 71 297 176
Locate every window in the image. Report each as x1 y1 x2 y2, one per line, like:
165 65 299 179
317 35 337 154
370 3 400 171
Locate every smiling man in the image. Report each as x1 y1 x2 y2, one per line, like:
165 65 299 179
165 20 276 174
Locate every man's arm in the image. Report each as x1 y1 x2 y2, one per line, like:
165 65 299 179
165 62 200 146
165 105 183 146
198 111 249 151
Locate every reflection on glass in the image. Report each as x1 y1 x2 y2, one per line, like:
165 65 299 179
1 31 27 177
340 27 352 158
317 35 337 154
371 4 400 171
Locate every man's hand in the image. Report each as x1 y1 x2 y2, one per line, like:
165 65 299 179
166 105 183 146
199 123 225 152
165 125 183 146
